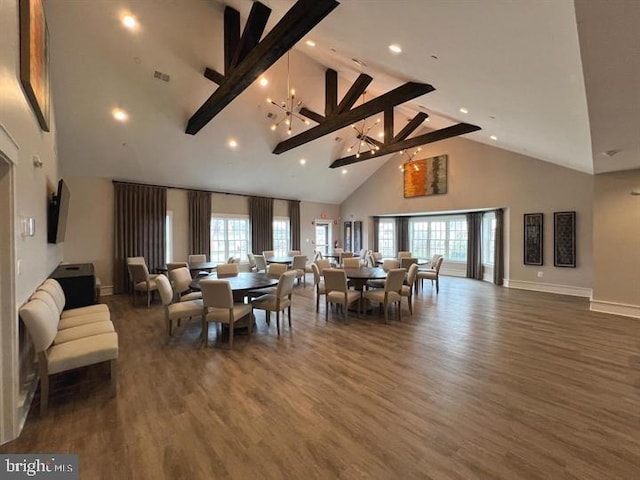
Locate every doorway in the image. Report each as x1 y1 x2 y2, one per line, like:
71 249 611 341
315 220 331 255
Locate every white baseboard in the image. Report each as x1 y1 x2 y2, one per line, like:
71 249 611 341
590 299 640 319
507 279 592 298
99 285 114 297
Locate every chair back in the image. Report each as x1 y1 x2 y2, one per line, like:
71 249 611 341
276 271 297 298
433 256 444 273
127 256 145 265
267 263 287 278
406 263 419 286
397 251 411 258
189 254 207 263
262 251 274 259
217 263 239 278
291 255 306 271
429 254 442 268
333 248 344 254
365 252 375 267
227 256 238 264
247 252 256 269
167 262 188 272
316 259 332 274
312 251 322 262
323 269 348 293
129 263 150 283
358 249 367 259
343 258 361 268
156 274 174 306
400 257 418 269
200 280 233 308
382 259 399 272
169 267 192 294
254 255 267 272
287 250 301 256
372 252 383 261
311 262 321 286
385 268 407 293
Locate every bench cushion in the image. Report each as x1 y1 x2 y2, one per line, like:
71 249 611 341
47 332 118 374
60 304 110 319
54 321 115 344
58 312 109 330
19 299 58 352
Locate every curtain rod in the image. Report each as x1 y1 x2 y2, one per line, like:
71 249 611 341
111 180 300 203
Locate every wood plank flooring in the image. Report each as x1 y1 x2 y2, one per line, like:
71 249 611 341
2 277 639 479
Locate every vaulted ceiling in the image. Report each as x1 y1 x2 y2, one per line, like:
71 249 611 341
44 0 639 204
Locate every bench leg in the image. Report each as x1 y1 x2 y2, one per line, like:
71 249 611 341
110 359 118 397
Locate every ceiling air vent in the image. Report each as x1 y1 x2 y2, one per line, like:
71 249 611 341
153 70 170 82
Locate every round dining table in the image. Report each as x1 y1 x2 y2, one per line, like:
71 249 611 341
157 261 220 274
265 256 294 265
343 267 388 312
189 272 279 301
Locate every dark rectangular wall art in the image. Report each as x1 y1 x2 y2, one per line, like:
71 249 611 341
523 213 543 265
343 221 352 252
554 211 576 267
353 221 362 253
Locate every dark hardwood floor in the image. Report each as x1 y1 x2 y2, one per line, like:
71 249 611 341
2 276 639 479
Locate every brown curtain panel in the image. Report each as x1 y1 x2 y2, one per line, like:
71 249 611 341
466 212 483 279
289 200 301 251
493 208 505 285
250 196 273 254
395 217 409 252
113 182 166 294
188 190 211 259
372 217 380 252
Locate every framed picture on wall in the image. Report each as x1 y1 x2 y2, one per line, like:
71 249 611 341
554 211 576 267
523 213 543 265
353 221 362 253
343 221 352 252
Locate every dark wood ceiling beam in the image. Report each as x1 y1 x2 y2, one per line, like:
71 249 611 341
394 112 429 142
358 134 384 149
204 67 225 86
384 107 394 143
229 2 271 70
186 0 339 135
299 108 325 124
273 81 434 153
336 74 373 114
330 122 481 168
223 7 241 75
325 69 338 116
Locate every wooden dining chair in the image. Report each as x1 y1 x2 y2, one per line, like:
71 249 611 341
128 263 159 308
188 254 207 263
364 268 406 324
168 267 202 302
200 280 253 348
252 271 297 335
216 263 239 278
323 268 360 323
156 274 203 338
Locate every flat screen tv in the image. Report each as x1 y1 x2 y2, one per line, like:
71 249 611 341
47 179 71 244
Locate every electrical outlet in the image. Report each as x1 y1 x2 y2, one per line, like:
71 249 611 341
537 271 543 278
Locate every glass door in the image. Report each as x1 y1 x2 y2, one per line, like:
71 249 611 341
315 221 331 255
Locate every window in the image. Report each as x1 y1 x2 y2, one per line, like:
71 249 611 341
273 217 290 256
165 211 173 263
409 215 468 261
482 212 496 265
210 215 250 263
377 218 396 257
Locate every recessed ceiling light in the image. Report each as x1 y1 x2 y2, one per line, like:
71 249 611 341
259 77 268 87
459 108 469 114
228 139 238 149
389 44 402 54
305 40 316 47
299 158 306 165
122 15 138 30
112 108 128 122
342 169 347 175
490 135 498 141
377 132 384 138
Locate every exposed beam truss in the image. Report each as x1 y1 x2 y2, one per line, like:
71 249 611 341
186 0 339 135
272 69 434 154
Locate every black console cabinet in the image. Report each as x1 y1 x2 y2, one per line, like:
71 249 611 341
50 263 96 310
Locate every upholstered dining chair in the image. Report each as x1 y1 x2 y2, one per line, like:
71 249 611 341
339 251 354 266
291 255 307 286
262 250 274 259
156 274 203 338
200 280 253 348
417 256 444 293
216 263 239 278
247 252 257 271
397 251 412 261
252 270 297 336
166 261 189 273
188 254 207 263
367 259 400 289
342 257 361 268
254 255 267 273
168 267 202 302
364 268 406 324
401 264 420 315
311 263 326 313
267 263 288 278
323 268 360 323
304 251 322 275
128 263 159 308
287 250 301 256
400 257 418 269
315 259 332 275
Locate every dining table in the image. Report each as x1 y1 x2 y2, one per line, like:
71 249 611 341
157 261 220 275
343 267 388 312
264 256 294 265
189 272 279 302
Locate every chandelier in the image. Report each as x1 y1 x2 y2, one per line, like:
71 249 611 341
266 51 310 136
398 147 422 172
346 92 381 158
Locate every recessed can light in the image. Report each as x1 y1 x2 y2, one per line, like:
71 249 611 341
122 15 138 30
389 44 402 54
490 135 498 141
259 77 268 87
305 40 316 47
459 108 469 114
112 108 128 122
342 169 347 175
228 139 238 149
299 158 306 165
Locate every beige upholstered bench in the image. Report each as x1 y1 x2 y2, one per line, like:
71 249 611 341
19 279 118 415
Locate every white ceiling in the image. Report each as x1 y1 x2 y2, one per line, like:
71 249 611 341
44 0 639 204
